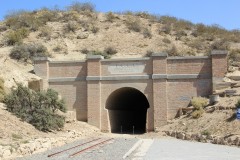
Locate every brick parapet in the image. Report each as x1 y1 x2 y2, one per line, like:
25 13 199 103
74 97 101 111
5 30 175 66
34 58 50 90
86 56 102 128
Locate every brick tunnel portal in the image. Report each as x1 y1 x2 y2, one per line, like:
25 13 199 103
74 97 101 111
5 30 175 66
106 87 149 133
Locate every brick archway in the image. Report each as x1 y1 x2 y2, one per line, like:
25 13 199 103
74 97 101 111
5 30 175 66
106 87 149 133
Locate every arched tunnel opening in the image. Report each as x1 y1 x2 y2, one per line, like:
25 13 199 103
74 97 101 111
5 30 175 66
106 87 149 134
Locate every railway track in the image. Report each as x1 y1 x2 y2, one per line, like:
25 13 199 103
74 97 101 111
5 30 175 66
47 138 114 158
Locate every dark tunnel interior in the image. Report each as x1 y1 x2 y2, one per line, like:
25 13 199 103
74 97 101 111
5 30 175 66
106 87 149 134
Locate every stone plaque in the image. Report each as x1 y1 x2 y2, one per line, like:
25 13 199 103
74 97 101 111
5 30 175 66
108 62 145 74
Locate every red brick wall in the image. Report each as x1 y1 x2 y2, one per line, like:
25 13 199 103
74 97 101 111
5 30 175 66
49 62 86 78
49 81 87 121
167 79 212 119
212 54 228 78
167 58 212 76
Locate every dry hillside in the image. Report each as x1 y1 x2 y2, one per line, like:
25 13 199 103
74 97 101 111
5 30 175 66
0 2 240 159
0 3 240 86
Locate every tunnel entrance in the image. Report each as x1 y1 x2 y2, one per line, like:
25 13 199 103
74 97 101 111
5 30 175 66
106 87 149 134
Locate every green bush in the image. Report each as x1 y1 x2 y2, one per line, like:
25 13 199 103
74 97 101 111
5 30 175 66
4 84 66 131
0 78 5 102
10 43 48 61
5 28 29 45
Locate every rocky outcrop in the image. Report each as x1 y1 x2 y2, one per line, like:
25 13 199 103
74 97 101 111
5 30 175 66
164 130 240 147
0 130 83 159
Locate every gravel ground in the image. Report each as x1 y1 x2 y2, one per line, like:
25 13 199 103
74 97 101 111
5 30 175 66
145 139 240 160
17 137 240 160
17 137 138 160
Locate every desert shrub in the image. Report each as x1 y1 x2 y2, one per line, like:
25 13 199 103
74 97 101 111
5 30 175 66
191 97 208 110
67 2 95 13
191 108 204 119
175 30 187 40
159 16 178 25
229 49 240 62
0 25 8 32
90 25 99 34
135 12 153 19
38 26 52 39
166 45 179 56
90 50 110 59
142 28 152 38
201 130 211 136
145 50 154 57
106 12 115 22
5 11 43 31
125 17 142 32
63 21 79 33
36 8 57 24
158 25 171 35
62 11 79 21
235 99 240 109
0 78 5 102
188 39 205 50
81 48 90 54
211 39 229 50
52 45 63 52
122 11 134 16
10 43 48 61
4 28 29 45
104 47 117 55
162 38 171 44
173 19 193 31
4 84 66 131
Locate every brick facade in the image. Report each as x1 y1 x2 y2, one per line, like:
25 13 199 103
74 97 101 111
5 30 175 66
34 50 228 132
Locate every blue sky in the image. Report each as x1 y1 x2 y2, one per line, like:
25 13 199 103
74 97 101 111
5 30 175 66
0 0 239 30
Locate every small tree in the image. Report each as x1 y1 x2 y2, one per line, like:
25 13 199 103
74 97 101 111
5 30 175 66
4 84 66 131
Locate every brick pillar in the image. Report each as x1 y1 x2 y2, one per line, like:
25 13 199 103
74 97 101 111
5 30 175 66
211 50 228 93
152 53 168 129
34 57 50 90
86 55 103 128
